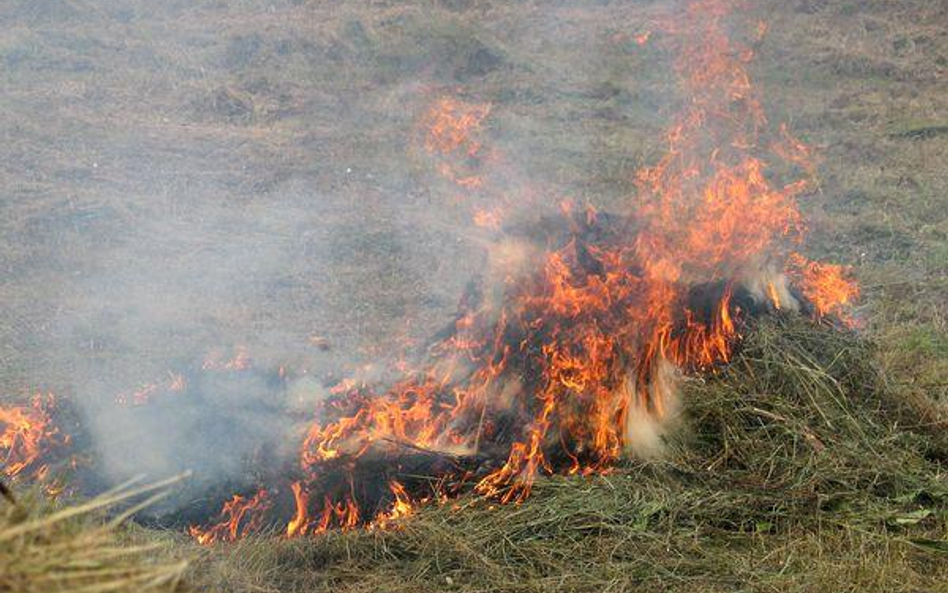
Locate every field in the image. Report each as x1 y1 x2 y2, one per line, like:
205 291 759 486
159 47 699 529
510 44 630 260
1 0 946 591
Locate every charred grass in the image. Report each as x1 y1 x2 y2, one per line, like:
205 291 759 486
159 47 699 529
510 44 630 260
7 316 946 592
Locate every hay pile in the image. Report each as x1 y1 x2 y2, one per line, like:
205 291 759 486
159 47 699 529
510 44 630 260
190 315 948 592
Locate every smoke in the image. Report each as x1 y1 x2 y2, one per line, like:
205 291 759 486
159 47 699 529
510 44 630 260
13 4 511 508
3 0 706 518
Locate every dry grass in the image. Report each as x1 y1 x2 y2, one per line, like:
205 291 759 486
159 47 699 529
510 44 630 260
0 475 190 593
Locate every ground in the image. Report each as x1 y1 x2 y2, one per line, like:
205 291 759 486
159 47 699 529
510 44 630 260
0 0 946 591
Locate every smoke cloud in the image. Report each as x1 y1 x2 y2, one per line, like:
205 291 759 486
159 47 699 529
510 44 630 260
1 0 693 515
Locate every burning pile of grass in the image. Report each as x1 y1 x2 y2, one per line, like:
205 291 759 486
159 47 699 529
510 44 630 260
4 317 945 592
0 477 189 593
0 0 868 543
185 0 865 540
189 315 948 592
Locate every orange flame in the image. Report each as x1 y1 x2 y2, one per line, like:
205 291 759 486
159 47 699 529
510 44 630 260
473 206 504 230
0 394 67 481
372 481 415 528
423 97 491 158
787 253 859 324
286 481 310 537
202 346 250 371
421 96 492 192
284 0 849 518
189 489 271 545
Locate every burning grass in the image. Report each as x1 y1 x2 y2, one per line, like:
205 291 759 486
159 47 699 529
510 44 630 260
186 316 947 592
7 316 943 593
182 0 868 539
0 0 889 548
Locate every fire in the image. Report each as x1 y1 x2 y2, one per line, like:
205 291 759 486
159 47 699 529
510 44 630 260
0 0 862 543
787 253 859 324
423 97 491 158
115 371 187 406
202 346 251 371
286 481 310 536
188 489 271 544
473 206 504 230
372 481 415 528
421 96 492 192
313 495 360 533
160 0 852 541
239 0 858 532
0 394 68 482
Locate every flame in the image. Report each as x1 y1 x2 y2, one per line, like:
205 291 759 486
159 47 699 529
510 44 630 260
422 96 492 191
168 371 187 391
312 495 361 532
286 481 310 537
0 394 67 481
115 371 187 405
473 206 504 230
285 0 847 520
202 346 250 371
423 97 491 158
372 481 415 528
189 489 271 545
787 253 859 324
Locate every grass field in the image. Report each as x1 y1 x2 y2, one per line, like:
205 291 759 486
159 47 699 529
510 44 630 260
1 0 946 591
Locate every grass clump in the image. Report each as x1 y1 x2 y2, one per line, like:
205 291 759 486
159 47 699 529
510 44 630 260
188 316 948 593
0 477 191 593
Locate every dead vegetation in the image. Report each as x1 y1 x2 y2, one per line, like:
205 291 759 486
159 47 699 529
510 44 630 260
0 477 189 593
4 317 945 592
